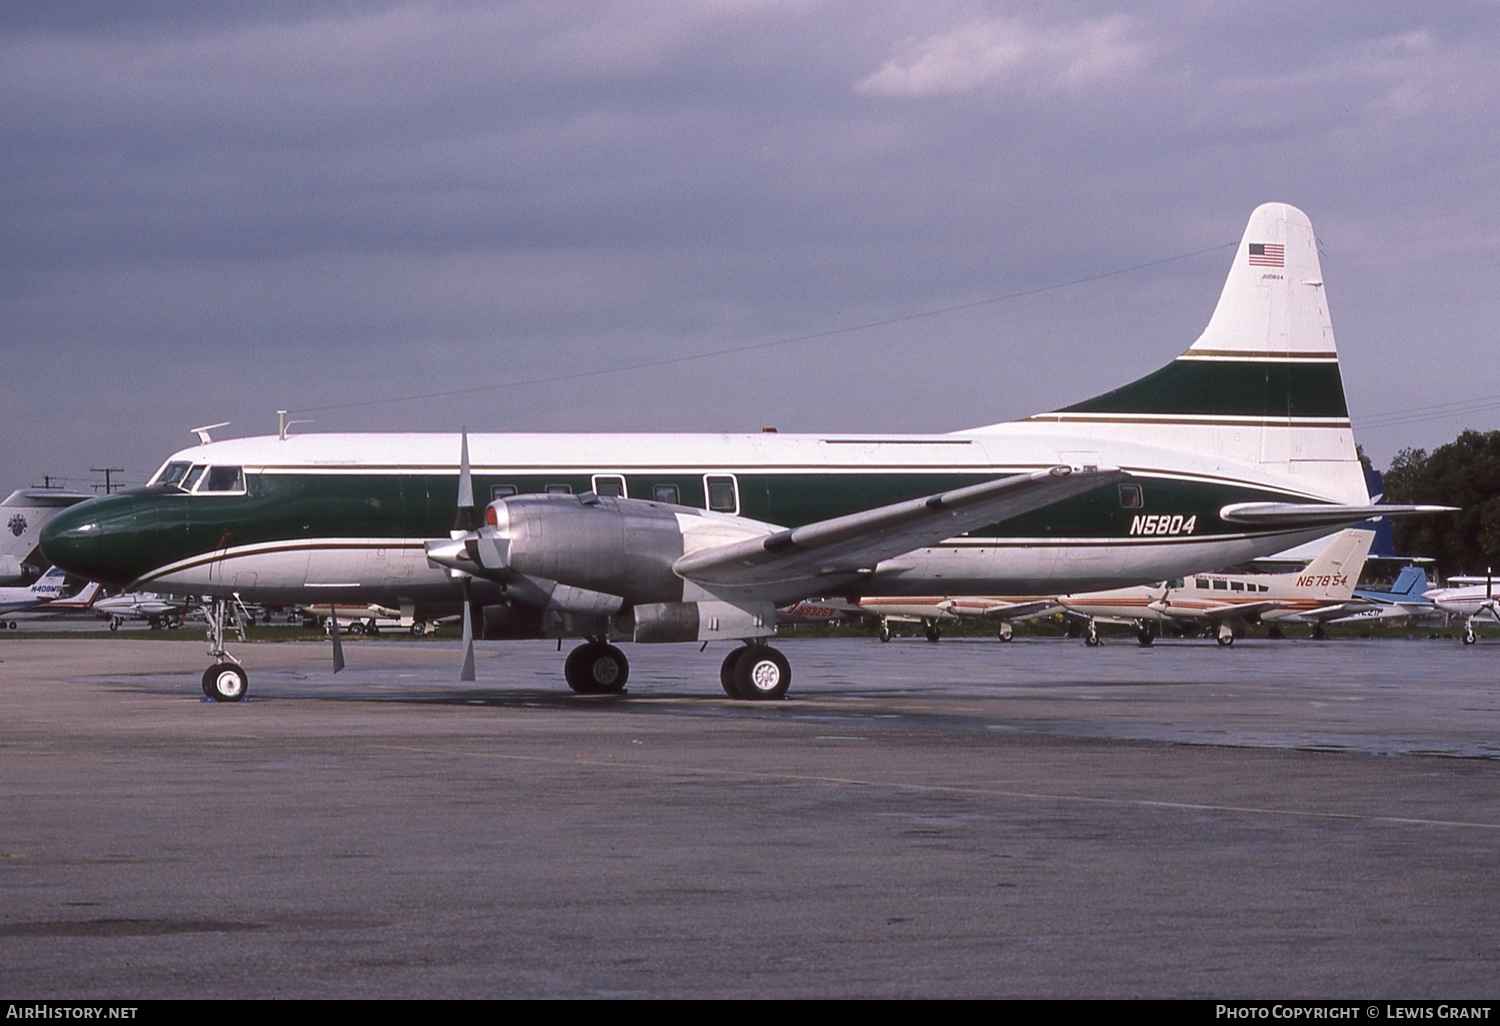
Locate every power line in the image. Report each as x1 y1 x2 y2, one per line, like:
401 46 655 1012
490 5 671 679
289 240 1239 416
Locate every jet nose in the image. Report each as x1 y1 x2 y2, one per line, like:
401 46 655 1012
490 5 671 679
38 495 143 586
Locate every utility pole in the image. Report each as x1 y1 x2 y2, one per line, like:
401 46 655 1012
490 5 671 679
91 467 125 494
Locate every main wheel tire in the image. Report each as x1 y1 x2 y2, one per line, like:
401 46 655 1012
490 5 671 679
564 642 629 694
1136 628 1154 647
998 622 1014 642
109 619 120 631
924 625 941 643
202 663 248 703
1217 632 1234 647
720 647 748 698
1464 628 1476 646
878 623 891 643
733 646 791 701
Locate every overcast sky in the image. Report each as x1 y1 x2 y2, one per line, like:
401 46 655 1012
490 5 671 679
2 0 1497 492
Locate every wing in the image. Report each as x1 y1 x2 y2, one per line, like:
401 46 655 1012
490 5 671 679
947 598 1060 621
674 466 1126 590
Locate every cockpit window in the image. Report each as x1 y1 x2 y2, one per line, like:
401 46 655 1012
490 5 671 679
181 465 207 492
155 462 192 488
198 466 245 493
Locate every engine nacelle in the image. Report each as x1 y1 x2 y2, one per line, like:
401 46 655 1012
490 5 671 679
631 600 776 644
474 493 755 604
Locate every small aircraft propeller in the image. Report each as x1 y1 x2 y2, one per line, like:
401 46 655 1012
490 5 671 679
453 429 477 682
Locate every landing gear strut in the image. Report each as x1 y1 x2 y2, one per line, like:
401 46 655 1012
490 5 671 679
202 597 249 702
719 644 792 701
564 641 629 695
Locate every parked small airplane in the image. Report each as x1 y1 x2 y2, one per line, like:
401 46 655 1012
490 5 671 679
1058 529 1376 646
1424 572 1498 645
0 487 92 585
854 595 1060 642
40 204 1448 701
1321 565 1437 628
93 591 192 631
0 567 87 626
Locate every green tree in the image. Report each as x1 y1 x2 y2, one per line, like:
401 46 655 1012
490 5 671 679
1384 430 1500 578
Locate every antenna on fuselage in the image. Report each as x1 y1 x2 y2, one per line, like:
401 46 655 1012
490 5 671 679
276 411 314 441
191 422 231 445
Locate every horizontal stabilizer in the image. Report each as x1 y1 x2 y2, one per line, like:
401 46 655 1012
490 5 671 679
676 466 1126 588
1220 502 1454 528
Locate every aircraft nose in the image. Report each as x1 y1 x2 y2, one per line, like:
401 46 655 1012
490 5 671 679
38 495 143 586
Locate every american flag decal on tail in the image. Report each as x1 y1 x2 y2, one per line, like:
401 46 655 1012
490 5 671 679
1248 242 1285 267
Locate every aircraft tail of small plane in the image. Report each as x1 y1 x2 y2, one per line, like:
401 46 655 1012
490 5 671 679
1020 202 1367 506
1387 565 1430 601
1292 529 1375 599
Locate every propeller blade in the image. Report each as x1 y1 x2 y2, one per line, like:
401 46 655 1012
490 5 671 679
459 579 476 682
454 428 476 534
330 604 345 674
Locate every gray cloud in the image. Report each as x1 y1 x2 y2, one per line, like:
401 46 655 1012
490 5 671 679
1 1 1497 492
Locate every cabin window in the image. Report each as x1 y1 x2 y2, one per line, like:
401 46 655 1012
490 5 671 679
181 465 207 492
1195 578 1209 589
544 484 572 495
198 466 246 493
592 475 626 498
705 475 738 514
1169 579 1184 588
653 484 680 505
155 462 192 488
1212 580 1228 590
1230 581 1244 592
1118 484 1143 508
491 484 517 500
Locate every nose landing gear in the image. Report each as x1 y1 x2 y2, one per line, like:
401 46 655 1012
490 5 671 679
202 597 250 702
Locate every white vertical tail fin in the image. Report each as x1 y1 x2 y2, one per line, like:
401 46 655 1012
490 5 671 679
1026 202 1367 505
1295 529 1375 598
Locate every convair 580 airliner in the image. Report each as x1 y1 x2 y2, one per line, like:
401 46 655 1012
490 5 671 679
41 203 1445 701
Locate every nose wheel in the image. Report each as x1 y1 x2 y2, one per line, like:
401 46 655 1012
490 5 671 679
203 663 248 702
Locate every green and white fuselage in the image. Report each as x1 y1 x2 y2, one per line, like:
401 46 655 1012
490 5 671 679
40 203 1394 631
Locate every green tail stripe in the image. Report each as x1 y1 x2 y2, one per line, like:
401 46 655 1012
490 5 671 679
1058 359 1349 419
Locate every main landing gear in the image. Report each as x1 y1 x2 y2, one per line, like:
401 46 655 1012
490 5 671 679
719 644 792 701
1084 618 1100 647
998 621 1014 642
1216 622 1235 647
202 597 250 703
1464 621 1477 646
564 640 629 695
